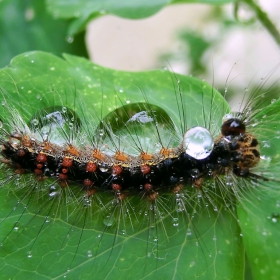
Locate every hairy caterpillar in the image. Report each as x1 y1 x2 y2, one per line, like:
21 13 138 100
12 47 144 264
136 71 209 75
0 52 280 280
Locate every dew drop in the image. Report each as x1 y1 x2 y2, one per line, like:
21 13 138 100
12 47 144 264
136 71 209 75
87 250 92 258
103 215 115 227
66 36 74 43
271 213 279 223
183 126 214 159
172 218 179 227
30 118 39 126
190 261 196 267
99 163 108 172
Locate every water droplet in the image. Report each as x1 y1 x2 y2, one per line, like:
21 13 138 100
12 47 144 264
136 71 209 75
25 8 34 21
31 60 34 63
66 36 74 43
27 251 32 258
189 261 196 267
103 215 115 226
30 118 39 126
271 213 279 223
87 250 92 258
99 163 108 172
172 218 179 227
190 169 199 179
183 127 214 159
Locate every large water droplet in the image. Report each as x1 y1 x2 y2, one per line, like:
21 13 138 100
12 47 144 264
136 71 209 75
183 126 214 159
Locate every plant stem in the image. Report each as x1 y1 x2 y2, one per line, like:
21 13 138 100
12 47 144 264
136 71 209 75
242 0 280 46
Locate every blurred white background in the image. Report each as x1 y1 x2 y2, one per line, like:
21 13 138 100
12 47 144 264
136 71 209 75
86 0 280 86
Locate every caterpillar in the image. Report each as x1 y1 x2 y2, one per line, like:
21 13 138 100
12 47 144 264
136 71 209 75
0 51 280 280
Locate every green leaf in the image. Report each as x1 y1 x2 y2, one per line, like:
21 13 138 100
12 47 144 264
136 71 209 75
46 0 236 36
0 0 88 68
0 51 245 279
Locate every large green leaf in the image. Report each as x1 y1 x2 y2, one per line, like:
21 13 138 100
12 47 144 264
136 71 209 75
46 0 236 36
0 52 245 279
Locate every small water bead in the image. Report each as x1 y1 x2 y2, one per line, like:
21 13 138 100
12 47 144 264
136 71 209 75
190 169 199 179
99 163 108 172
189 261 196 268
270 213 279 223
27 251 32 258
183 126 214 160
87 250 92 258
66 36 74 43
30 118 39 126
172 218 179 227
103 215 115 227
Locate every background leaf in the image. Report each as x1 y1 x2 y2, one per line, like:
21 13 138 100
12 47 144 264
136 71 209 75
46 0 236 36
0 0 88 68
